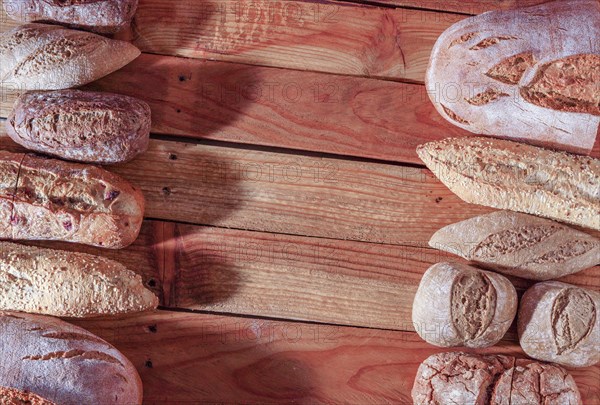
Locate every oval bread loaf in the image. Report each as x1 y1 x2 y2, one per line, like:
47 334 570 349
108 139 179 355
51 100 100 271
0 242 158 317
0 150 144 248
429 210 600 280
426 0 600 154
412 352 582 405
7 90 151 164
0 23 140 90
3 0 138 34
417 137 600 230
0 386 55 405
518 281 600 368
0 311 143 405
412 262 517 348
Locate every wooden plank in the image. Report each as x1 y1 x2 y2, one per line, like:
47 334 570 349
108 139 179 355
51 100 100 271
70 310 600 404
352 0 553 15
0 53 472 165
23 221 600 331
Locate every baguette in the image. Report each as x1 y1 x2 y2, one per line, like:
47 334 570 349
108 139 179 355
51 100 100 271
426 0 600 154
412 262 517 348
0 150 145 248
7 90 151 164
0 23 140 90
518 281 599 368
412 352 582 405
0 242 158 317
429 211 600 280
3 0 138 34
417 137 600 230
0 311 143 405
0 386 55 405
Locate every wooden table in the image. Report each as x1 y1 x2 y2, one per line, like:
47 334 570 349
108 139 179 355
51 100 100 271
1 0 598 403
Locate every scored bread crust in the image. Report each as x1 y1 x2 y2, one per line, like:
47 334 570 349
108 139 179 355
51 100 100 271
426 0 600 154
3 0 138 34
0 23 140 90
0 242 158 317
0 150 145 248
0 311 143 405
518 281 600 368
429 210 600 281
417 137 600 230
7 90 151 164
0 386 56 405
412 262 517 348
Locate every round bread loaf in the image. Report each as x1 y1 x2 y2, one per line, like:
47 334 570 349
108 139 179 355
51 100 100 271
0 311 143 405
412 352 583 405
412 262 517 348
518 281 600 367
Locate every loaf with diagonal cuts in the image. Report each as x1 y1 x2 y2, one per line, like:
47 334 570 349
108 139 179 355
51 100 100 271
417 137 600 230
429 211 600 280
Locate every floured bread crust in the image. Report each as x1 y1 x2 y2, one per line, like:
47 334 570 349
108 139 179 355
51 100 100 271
518 281 600 368
426 0 600 154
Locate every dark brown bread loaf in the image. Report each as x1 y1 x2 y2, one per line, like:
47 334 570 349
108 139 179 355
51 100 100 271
0 386 55 405
7 90 151 164
3 0 138 34
412 352 582 405
429 211 600 280
0 311 143 405
0 150 144 248
0 24 140 90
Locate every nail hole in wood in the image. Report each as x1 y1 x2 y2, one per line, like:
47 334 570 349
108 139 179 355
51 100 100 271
162 187 172 196
145 360 153 368
147 325 157 333
147 279 157 287
169 153 177 160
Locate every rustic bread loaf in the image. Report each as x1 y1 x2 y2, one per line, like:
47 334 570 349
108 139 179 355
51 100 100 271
0 386 55 405
7 90 151 164
412 262 517 348
0 150 144 248
429 211 600 280
0 311 143 405
412 352 582 405
0 23 140 90
417 137 600 230
3 0 138 34
0 242 158 317
518 281 599 368
426 0 600 154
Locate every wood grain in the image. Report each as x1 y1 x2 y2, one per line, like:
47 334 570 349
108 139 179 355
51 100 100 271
21 220 599 331
71 310 600 404
353 0 553 15
0 128 494 245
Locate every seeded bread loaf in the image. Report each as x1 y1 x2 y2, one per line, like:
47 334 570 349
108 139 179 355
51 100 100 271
0 386 55 405
518 281 599 368
412 262 517 348
0 311 143 405
0 242 158 317
0 23 140 90
412 352 582 405
7 90 151 164
426 0 600 154
3 0 138 34
429 211 600 280
417 137 600 230
0 150 144 248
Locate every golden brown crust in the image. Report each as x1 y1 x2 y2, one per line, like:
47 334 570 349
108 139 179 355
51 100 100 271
0 386 56 405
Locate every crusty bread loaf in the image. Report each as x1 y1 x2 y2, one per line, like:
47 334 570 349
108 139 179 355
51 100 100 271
518 281 599 368
426 0 600 154
0 242 158 317
0 386 55 405
412 262 517 348
429 211 600 280
417 137 600 230
3 0 138 34
0 311 143 405
0 150 144 248
0 23 140 90
7 90 151 164
412 352 582 405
